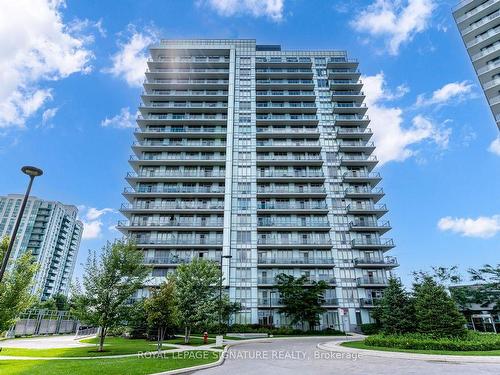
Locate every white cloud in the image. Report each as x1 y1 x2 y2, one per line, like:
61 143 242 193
41 107 58 128
101 107 137 129
0 0 94 129
103 26 157 87
199 0 284 21
438 215 500 239
416 81 475 107
78 206 116 240
351 0 435 55
363 73 451 164
488 136 500 156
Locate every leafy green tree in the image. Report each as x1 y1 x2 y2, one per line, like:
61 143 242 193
0 236 38 333
126 299 148 339
275 273 328 330
33 293 70 311
144 280 179 353
468 264 500 314
372 277 415 334
413 276 467 338
174 259 220 343
71 240 149 351
221 296 241 327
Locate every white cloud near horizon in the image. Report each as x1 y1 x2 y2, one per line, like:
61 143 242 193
78 205 116 240
103 26 157 87
351 0 435 55
101 107 137 129
363 73 451 165
488 136 500 155
438 215 500 239
198 0 284 21
416 81 475 107
0 0 95 129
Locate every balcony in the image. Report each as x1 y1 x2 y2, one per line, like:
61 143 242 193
256 90 316 100
129 154 226 166
126 170 225 181
346 203 388 218
144 78 229 89
258 276 336 285
455 0 499 25
332 102 367 115
338 141 375 153
342 171 381 186
133 237 223 247
256 57 312 67
328 69 361 81
257 237 332 247
356 276 388 287
326 57 358 68
257 202 328 212
257 298 338 307
359 297 382 308
150 56 230 64
461 9 500 37
132 140 226 151
256 154 322 165
466 25 500 49
256 68 313 78
336 127 373 140
256 127 319 138
354 256 398 268
118 219 224 229
331 90 365 101
120 202 224 212
257 257 335 266
349 220 391 233
329 80 363 91
144 256 220 266
139 102 228 114
257 170 325 181
257 219 330 230
122 186 225 197
256 79 315 89
256 102 317 114
344 187 384 202
143 90 228 100
137 114 228 125
340 155 378 168
471 42 500 63
334 114 370 126
256 114 318 124
256 140 321 150
146 68 229 76
351 238 395 250
257 186 326 197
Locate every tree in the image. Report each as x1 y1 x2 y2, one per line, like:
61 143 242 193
144 280 179 353
0 236 38 333
468 264 500 314
275 273 328 330
174 259 220 343
372 277 415 334
413 276 467 338
33 293 70 311
71 240 149 352
220 296 241 327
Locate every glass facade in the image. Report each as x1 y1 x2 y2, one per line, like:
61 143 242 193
120 39 398 331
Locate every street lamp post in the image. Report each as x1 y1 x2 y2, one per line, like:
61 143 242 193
269 291 276 328
0 166 43 283
219 254 232 335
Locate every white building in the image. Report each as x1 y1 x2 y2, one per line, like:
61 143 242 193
119 39 398 331
454 0 500 130
0 194 83 300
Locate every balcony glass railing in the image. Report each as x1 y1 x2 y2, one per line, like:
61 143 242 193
340 155 377 163
147 90 228 96
256 79 314 85
256 103 316 108
354 256 398 265
330 79 362 84
131 154 226 161
258 275 336 284
256 127 318 134
122 202 224 210
138 114 228 121
258 219 329 227
351 238 394 247
147 68 229 73
359 297 382 306
466 25 500 48
142 102 228 109
257 238 331 245
256 140 320 147
349 220 390 228
134 237 223 245
336 127 372 135
134 140 227 147
256 57 312 63
258 202 327 210
257 257 335 265
120 219 224 227
462 9 500 35
257 154 321 161
334 114 369 121
344 187 384 195
346 203 387 211
356 276 388 285
258 171 324 178
257 186 326 194
144 256 220 265
256 90 315 96
152 56 230 63
127 171 225 178
139 127 226 133
331 90 364 95
123 186 225 194
256 114 318 120
147 79 229 85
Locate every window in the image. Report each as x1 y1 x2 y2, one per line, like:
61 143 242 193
237 231 251 244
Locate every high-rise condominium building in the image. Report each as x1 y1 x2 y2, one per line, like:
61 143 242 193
0 194 83 300
119 39 397 331
454 0 500 130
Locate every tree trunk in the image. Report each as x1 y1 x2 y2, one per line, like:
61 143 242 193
184 326 191 344
157 327 161 354
98 327 107 352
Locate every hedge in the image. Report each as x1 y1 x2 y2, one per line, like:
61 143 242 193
228 324 344 336
364 332 500 351
360 323 382 335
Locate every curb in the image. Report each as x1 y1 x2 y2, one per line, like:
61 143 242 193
316 340 500 364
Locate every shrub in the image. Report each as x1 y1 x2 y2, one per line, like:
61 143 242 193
226 324 343 336
364 332 500 352
360 323 382 335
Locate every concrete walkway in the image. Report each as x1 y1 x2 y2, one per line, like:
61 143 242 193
318 339 500 364
0 335 93 349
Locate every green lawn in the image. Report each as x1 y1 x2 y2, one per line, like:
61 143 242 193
0 351 220 375
0 337 175 358
342 340 500 356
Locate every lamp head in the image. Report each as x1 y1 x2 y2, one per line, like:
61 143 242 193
21 166 43 177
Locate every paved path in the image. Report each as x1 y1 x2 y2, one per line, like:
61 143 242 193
0 335 93 348
193 337 500 375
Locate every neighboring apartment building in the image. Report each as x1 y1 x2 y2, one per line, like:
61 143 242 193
119 39 398 331
454 0 500 130
0 194 83 300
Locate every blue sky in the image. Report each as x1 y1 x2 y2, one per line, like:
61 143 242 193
0 0 499 285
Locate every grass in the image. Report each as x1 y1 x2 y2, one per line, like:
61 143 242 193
164 337 215 346
342 340 500 356
0 351 220 375
0 337 175 358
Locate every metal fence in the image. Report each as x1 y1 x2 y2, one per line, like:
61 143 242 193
6 309 79 337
